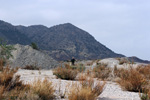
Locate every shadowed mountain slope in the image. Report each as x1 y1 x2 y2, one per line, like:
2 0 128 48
0 20 124 60
16 23 124 60
0 20 31 44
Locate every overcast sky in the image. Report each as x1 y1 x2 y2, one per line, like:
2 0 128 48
0 0 150 60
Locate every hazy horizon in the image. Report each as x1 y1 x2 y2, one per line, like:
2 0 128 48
0 0 150 60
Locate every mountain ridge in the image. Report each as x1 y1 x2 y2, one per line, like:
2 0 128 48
0 20 124 60
0 20 31 45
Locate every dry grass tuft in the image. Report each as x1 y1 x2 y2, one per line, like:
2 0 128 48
22 65 40 70
0 59 4 71
0 62 31 99
0 66 20 91
0 60 56 100
76 73 87 81
0 86 4 99
2 78 55 100
148 89 150 99
4 88 41 100
117 68 148 92
68 77 105 100
93 63 111 80
68 86 96 100
116 58 129 65
140 88 150 100
136 64 150 80
53 64 79 80
31 79 55 100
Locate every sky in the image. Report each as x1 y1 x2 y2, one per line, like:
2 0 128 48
0 0 150 60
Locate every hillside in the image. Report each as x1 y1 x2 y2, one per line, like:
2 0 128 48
0 20 31 45
127 56 150 64
0 20 124 60
16 23 124 60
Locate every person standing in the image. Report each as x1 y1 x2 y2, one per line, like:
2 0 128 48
71 57 75 65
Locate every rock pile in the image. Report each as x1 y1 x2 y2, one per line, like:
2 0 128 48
9 44 59 69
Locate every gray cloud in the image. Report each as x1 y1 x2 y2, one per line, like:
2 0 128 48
0 0 150 60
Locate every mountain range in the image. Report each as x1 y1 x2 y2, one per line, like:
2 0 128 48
0 20 135 61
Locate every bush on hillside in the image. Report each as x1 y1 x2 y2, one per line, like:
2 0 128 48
30 42 39 50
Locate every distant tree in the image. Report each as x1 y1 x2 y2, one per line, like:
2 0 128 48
0 38 16 60
30 42 39 50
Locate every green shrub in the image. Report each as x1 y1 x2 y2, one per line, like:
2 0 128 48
0 39 16 64
30 42 39 50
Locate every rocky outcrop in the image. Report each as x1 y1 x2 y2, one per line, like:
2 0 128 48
9 44 59 69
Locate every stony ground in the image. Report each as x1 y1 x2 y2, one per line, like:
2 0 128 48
16 69 141 100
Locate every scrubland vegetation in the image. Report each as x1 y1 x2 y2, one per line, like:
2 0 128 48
53 61 150 100
0 60 106 100
0 41 150 100
0 60 55 100
93 63 150 100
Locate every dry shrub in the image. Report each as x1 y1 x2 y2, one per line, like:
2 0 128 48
53 65 79 80
0 86 4 99
3 87 41 100
76 73 87 81
0 66 20 91
113 66 129 79
0 59 4 71
140 88 150 100
0 60 55 100
17 90 41 100
22 65 40 70
0 68 14 86
148 89 150 99
70 63 86 72
93 63 111 80
3 78 55 100
117 58 129 65
0 64 31 99
31 79 55 100
86 61 93 66
76 65 86 72
136 64 150 79
117 68 148 92
68 86 96 100
13 90 41 100
68 77 105 100
80 78 105 96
